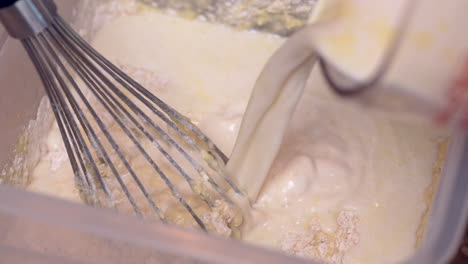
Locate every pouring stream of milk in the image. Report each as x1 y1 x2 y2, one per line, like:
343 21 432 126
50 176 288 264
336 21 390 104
227 26 319 202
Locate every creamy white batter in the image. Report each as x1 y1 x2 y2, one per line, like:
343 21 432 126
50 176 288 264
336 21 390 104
26 2 445 264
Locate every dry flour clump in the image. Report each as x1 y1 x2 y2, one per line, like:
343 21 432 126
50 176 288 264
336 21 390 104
281 211 359 264
202 200 243 238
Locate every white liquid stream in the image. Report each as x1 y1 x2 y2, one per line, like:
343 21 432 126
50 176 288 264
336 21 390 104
227 25 318 202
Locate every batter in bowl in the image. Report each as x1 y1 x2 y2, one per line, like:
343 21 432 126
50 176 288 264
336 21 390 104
24 1 446 263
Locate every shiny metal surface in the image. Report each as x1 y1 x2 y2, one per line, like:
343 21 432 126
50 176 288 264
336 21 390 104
0 0 56 39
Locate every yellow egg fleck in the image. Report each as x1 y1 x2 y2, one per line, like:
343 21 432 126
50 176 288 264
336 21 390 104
411 31 434 50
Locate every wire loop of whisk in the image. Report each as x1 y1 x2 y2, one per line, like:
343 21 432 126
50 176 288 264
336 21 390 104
18 9 244 231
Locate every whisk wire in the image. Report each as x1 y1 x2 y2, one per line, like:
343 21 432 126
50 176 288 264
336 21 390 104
27 35 125 210
49 19 218 227
48 22 212 225
22 38 98 201
40 28 165 218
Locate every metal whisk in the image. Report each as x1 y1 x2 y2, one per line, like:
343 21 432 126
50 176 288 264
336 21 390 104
0 0 243 232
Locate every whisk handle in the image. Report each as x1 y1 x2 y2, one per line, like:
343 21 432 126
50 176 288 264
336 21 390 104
0 1 18 8
0 0 57 39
